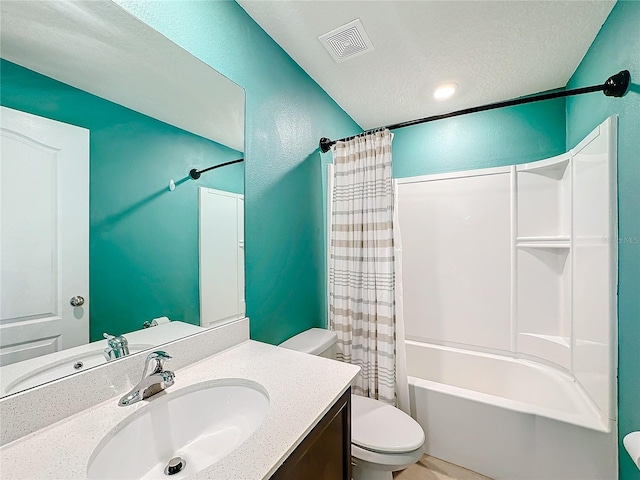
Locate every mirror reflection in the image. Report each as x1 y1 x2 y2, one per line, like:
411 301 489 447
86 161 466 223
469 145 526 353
0 0 245 397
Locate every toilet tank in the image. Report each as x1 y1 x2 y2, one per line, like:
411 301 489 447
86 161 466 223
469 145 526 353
279 328 337 359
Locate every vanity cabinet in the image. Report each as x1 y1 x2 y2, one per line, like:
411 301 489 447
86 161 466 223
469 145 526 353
272 388 351 480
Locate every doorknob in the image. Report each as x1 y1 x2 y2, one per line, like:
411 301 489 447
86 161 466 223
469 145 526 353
70 296 85 307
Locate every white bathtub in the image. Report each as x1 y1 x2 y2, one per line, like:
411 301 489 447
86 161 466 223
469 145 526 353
406 340 618 480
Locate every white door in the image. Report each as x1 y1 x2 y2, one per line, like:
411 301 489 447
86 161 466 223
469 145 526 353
199 187 245 328
0 106 89 366
237 197 245 317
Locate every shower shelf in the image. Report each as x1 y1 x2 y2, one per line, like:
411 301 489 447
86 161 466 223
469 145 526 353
516 236 570 242
518 333 571 368
516 154 571 239
516 236 570 248
516 155 570 174
515 150 573 370
517 243 570 249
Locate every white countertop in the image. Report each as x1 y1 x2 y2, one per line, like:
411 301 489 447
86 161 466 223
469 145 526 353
0 340 360 479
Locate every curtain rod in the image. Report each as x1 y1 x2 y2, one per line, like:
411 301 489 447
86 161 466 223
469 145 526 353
189 158 244 180
319 70 631 153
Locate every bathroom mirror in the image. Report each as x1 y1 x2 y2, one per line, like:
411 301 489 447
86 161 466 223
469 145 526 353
0 0 245 397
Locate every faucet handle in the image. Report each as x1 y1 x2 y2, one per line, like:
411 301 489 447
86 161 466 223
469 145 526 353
148 351 172 362
143 351 172 377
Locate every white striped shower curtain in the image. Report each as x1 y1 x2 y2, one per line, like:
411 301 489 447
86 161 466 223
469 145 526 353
329 129 398 405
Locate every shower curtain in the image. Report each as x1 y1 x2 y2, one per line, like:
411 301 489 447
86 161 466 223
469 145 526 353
329 129 408 407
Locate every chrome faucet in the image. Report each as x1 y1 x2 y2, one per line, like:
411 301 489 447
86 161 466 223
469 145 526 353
118 351 175 407
103 333 130 361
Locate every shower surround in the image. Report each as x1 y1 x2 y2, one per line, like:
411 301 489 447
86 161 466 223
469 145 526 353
396 117 618 479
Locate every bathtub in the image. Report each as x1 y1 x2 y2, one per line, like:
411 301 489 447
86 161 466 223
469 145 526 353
406 340 618 480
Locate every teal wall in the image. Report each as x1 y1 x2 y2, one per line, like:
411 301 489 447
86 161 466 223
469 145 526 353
0 59 244 341
565 2 640 478
115 0 360 344
392 97 566 178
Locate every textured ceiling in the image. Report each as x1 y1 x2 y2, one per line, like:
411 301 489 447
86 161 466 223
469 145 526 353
238 1 615 130
1 0 245 151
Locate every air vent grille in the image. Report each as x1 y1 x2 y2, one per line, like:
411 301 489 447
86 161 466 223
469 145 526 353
319 19 374 63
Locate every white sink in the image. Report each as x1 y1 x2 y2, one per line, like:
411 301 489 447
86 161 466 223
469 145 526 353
87 379 270 479
4 344 153 394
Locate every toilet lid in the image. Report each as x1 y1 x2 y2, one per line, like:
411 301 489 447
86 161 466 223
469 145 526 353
351 394 425 453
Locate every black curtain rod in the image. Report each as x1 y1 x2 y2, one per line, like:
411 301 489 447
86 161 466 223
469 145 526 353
319 70 631 153
190 158 244 180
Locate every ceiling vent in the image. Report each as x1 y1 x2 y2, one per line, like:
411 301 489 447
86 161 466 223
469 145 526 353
318 19 374 63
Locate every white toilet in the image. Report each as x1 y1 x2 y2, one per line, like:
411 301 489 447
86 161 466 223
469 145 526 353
279 328 425 480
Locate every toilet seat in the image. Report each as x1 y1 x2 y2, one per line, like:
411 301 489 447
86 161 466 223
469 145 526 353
352 443 424 470
351 394 425 454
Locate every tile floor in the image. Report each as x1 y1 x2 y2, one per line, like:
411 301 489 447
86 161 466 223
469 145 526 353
393 455 493 480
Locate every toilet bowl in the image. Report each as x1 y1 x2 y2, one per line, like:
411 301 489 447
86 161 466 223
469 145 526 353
279 328 425 480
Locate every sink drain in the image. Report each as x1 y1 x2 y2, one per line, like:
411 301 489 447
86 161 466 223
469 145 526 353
164 457 186 476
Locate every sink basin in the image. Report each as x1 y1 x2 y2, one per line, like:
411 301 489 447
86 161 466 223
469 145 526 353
4 344 153 394
87 379 270 479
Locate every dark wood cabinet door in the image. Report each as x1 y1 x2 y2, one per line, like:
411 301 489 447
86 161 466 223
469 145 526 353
271 388 351 480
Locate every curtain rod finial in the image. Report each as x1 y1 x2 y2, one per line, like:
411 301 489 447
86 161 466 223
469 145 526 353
604 70 630 97
320 137 334 153
189 168 201 180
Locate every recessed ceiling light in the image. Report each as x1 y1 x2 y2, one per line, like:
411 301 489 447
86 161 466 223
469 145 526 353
433 83 458 100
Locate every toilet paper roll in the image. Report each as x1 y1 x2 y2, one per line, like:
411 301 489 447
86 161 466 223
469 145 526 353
151 316 171 326
623 431 640 470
